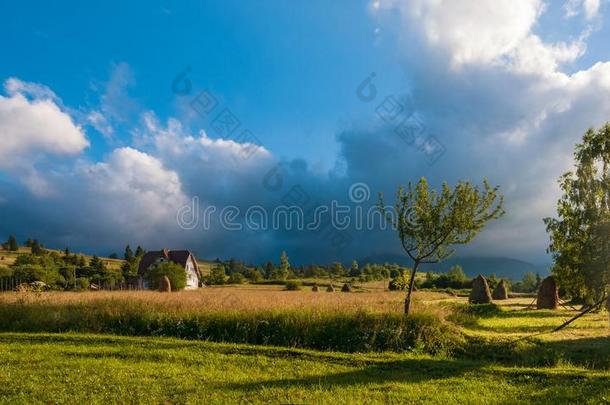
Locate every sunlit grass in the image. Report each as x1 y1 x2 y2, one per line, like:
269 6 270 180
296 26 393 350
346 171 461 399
0 288 454 315
1 288 609 402
1 332 609 404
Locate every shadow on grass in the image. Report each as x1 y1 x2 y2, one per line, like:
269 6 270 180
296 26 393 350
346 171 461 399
0 333 386 367
462 335 610 370
223 358 482 391
223 356 610 401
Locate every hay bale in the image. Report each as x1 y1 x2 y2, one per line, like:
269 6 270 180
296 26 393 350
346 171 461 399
469 275 492 304
326 285 335 292
537 276 558 309
159 276 172 293
492 279 509 300
341 283 352 293
312 284 319 292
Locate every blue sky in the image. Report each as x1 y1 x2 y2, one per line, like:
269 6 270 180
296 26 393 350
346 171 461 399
2 0 610 265
0 0 406 166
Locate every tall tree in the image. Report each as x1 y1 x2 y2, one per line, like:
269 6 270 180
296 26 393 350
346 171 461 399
544 124 610 302
380 177 504 315
89 255 106 273
7 235 18 251
349 260 360 277
264 261 275 279
134 245 145 258
124 245 134 262
30 239 44 255
276 251 290 280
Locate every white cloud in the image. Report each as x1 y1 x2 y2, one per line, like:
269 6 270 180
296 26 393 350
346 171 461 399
86 110 114 138
135 111 271 174
584 0 601 19
81 147 188 230
375 0 589 77
0 78 88 167
366 0 610 261
566 0 602 19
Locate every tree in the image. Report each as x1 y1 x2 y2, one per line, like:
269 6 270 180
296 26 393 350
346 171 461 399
30 240 44 255
544 124 610 302
447 265 467 284
121 261 133 279
329 262 344 277
487 273 499 290
135 245 145 258
124 245 134 262
275 251 290 280
228 272 245 284
349 260 361 277
89 255 106 273
207 265 227 285
520 272 537 293
146 262 186 290
6 236 18 251
264 261 275 279
245 267 264 282
380 177 504 315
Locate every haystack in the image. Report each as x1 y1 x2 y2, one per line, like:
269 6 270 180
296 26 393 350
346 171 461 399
326 285 335 292
312 284 319 292
492 279 509 300
159 276 172 292
469 275 492 304
341 283 352 293
537 276 558 309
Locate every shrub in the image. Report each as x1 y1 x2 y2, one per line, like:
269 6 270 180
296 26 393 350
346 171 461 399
12 265 61 285
446 303 501 327
389 274 409 291
146 262 187 291
228 272 245 284
206 265 226 285
0 266 13 278
76 277 90 290
284 280 302 291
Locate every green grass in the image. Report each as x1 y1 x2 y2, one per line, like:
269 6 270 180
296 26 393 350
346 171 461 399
1 332 610 404
1 293 609 403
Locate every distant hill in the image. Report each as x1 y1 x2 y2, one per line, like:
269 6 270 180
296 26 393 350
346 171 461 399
358 253 550 281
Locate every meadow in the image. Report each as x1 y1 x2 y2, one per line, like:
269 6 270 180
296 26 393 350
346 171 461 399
0 287 608 403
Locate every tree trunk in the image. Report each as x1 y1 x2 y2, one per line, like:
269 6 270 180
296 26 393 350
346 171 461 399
404 262 419 315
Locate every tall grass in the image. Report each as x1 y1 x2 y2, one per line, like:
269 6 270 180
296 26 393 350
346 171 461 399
0 290 462 354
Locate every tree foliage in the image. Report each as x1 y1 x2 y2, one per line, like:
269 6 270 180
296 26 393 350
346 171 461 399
6 235 18 251
380 177 504 314
146 262 187 291
544 124 610 302
207 265 227 285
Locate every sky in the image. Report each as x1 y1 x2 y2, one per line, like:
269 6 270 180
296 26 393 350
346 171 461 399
1 0 610 266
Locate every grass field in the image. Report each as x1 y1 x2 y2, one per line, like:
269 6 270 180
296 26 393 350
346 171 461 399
1 332 609 404
0 288 608 403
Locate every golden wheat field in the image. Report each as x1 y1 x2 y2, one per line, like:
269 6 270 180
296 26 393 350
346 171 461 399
0 287 460 314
